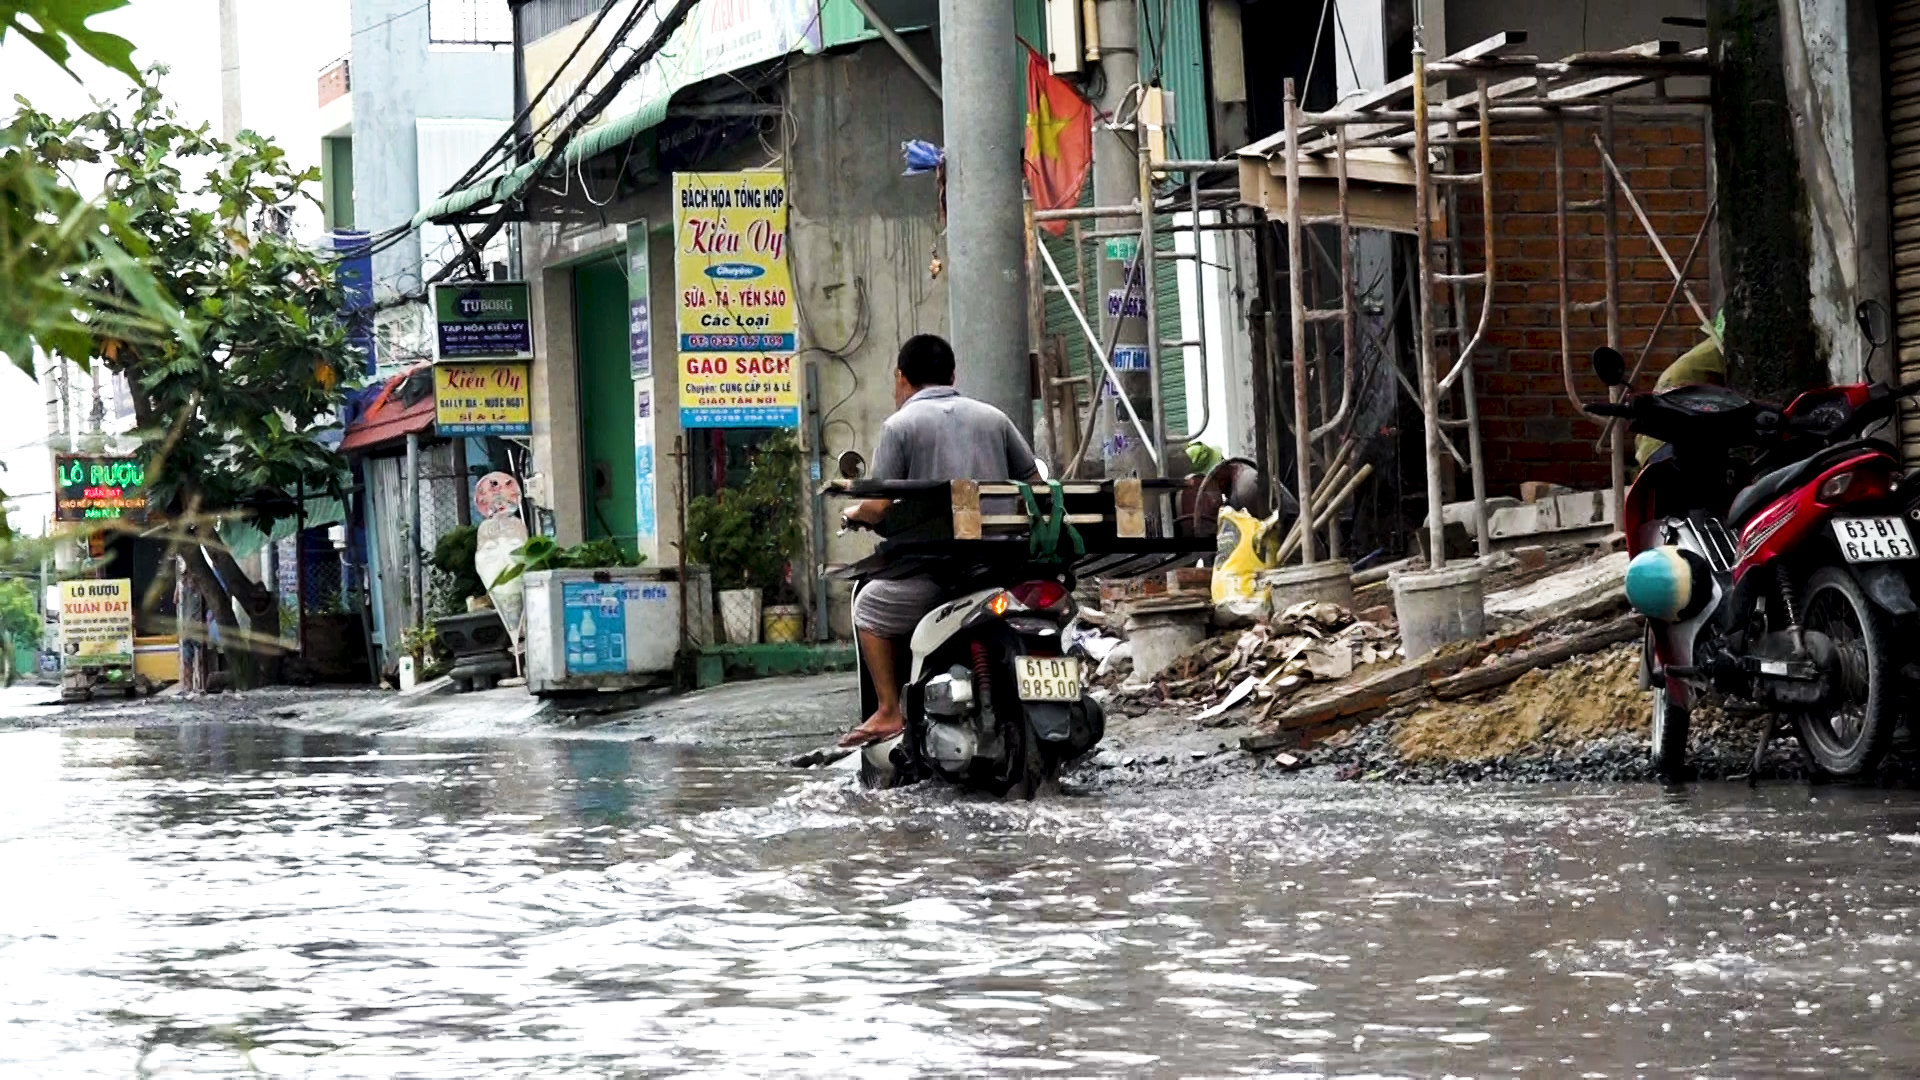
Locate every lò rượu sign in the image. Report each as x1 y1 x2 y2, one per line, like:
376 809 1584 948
54 455 148 523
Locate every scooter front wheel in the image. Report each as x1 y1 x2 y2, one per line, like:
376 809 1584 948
1794 566 1896 778
1650 690 1690 780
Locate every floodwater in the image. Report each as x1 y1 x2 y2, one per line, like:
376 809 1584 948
5 711 1920 1076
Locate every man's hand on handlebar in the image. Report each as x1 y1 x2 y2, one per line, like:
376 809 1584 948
840 498 890 535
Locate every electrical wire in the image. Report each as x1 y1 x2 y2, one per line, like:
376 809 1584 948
423 0 703 291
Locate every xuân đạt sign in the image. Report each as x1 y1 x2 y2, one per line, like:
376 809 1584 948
54 455 148 523
435 363 532 436
59 578 134 670
431 281 533 362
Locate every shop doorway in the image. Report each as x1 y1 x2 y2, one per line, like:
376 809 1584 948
573 258 638 550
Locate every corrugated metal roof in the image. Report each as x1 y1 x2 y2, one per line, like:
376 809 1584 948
340 368 438 454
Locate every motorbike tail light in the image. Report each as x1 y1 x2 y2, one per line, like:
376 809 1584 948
1818 471 1855 503
985 591 1019 617
1010 580 1071 612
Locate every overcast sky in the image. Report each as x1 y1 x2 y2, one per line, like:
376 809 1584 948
1 0 350 532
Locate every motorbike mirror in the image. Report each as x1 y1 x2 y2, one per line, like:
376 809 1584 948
1591 346 1628 388
1856 298 1891 349
837 450 866 481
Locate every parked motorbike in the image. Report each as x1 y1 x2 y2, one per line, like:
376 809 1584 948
850 569 1105 798
1587 300 1920 780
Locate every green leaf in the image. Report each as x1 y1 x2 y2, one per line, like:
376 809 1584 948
1 0 141 81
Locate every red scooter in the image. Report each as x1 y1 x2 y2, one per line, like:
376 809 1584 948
1587 301 1920 780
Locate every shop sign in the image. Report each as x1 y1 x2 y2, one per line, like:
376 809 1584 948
674 170 797 354
54 454 148 523
627 222 653 378
431 281 533 361
678 354 800 428
634 387 657 554
1105 288 1148 320
434 363 532 436
59 579 134 670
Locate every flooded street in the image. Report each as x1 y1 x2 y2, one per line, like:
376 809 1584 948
6 691 1920 1076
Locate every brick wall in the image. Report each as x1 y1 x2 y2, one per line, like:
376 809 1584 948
1449 121 1712 493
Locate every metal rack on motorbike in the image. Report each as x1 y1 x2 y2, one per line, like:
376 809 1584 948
1236 31 1712 656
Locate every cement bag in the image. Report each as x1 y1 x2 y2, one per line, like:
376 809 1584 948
1212 508 1272 625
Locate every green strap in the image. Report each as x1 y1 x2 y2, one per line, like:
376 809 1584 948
1016 480 1085 563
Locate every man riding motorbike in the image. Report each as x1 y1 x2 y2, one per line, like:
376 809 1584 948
836 334 1043 748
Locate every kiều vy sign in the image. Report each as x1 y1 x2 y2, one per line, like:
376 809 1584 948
432 281 534 362
54 455 148 523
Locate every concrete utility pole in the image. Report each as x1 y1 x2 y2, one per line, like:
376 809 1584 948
1091 0 1152 479
219 0 243 140
938 0 1033 444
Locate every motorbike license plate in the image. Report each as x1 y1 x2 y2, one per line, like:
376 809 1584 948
1832 516 1916 563
1016 656 1081 702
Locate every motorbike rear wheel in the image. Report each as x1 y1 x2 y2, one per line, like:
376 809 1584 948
1794 566 1896 778
1650 690 1690 780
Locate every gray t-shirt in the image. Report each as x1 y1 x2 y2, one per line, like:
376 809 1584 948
870 386 1037 483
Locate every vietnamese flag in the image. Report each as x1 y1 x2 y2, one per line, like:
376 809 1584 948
1024 46 1092 235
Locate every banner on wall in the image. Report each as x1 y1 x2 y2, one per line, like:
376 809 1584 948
673 170 796 352
434 363 532 436
677 354 799 427
59 579 133 671
627 220 653 377
634 387 658 555
674 169 799 427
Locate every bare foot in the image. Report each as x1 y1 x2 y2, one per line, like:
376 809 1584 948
838 706 905 747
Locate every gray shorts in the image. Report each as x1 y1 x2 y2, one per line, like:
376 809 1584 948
853 577 944 637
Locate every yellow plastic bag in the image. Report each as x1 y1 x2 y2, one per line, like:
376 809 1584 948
1212 508 1272 620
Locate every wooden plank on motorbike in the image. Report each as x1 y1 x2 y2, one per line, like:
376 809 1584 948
950 479 981 541
1115 478 1146 538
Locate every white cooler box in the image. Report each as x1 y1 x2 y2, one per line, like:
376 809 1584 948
523 566 712 695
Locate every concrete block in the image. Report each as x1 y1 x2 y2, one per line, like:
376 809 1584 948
1512 545 1549 571
1487 488 1616 542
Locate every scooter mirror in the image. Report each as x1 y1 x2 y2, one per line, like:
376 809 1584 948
837 450 867 480
1591 346 1628 387
1856 298 1891 349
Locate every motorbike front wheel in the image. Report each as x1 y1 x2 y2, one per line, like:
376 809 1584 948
1794 566 1896 778
1650 690 1690 780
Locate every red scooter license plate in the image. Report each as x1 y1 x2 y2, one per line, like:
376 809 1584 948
1831 516 1917 563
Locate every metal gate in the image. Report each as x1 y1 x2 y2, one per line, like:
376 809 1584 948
1890 0 1920 460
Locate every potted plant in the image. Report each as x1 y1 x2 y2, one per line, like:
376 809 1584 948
687 431 805 644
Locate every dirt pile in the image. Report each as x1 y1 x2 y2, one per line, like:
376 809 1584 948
1391 643 1646 763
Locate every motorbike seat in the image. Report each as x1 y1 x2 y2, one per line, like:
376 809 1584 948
1725 438 1896 529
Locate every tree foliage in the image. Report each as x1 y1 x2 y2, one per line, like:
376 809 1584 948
14 77 355 684
1 0 190 372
